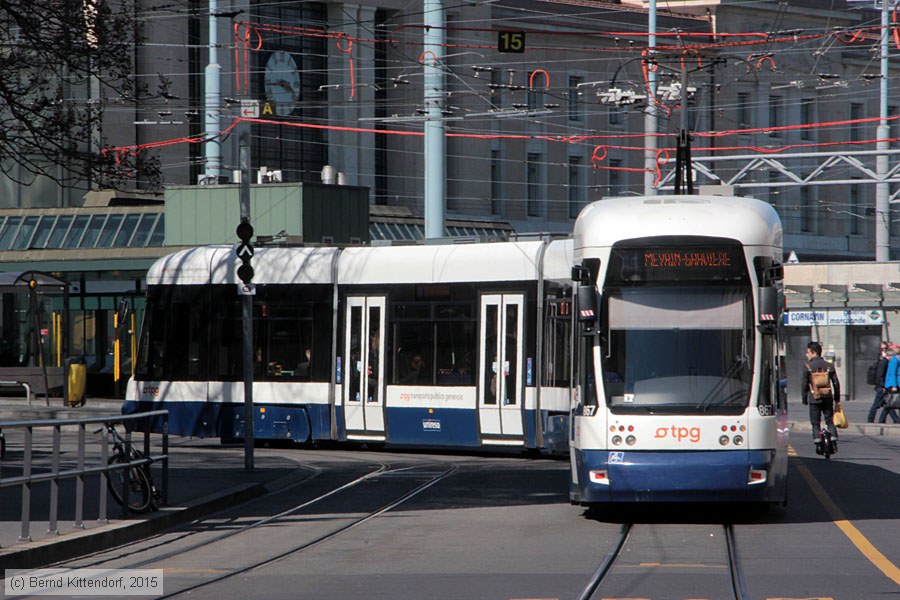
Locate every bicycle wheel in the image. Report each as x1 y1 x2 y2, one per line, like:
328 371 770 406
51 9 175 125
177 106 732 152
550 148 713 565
107 455 154 513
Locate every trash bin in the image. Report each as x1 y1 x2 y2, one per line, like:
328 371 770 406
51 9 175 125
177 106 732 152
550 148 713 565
66 357 87 407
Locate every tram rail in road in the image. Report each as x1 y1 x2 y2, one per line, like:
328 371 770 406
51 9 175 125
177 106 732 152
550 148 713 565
575 522 748 600
53 455 460 599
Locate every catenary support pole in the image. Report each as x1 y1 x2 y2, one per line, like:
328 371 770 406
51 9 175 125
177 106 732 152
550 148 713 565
204 0 222 181
644 0 657 195
876 0 891 261
423 0 446 239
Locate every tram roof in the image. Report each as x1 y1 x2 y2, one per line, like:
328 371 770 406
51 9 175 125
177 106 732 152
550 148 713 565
337 239 573 285
573 195 782 252
146 246 340 285
146 240 574 286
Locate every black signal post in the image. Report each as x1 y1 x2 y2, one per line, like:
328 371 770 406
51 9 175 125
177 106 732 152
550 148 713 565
239 132 254 471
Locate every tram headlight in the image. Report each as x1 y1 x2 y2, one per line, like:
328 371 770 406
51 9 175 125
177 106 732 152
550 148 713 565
732 435 744 446
625 435 636 446
719 435 730 446
611 435 623 445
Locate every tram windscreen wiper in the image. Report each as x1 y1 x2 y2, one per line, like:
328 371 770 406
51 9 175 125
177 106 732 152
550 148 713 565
696 357 746 411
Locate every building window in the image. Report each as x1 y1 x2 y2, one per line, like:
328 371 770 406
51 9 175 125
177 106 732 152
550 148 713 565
491 150 502 215
609 105 621 126
850 103 864 142
527 153 542 217
568 156 583 219
800 98 814 140
608 159 622 197
527 71 544 111
850 182 861 235
737 92 752 129
568 76 583 122
768 170 780 216
769 96 782 136
491 68 503 110
800 186 813 233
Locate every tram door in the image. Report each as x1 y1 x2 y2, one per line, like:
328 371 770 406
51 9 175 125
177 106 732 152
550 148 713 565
343 296 386 438
478 294 525 441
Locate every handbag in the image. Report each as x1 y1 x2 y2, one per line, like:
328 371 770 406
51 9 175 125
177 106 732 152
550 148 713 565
888 393 900 409
834 403 848 429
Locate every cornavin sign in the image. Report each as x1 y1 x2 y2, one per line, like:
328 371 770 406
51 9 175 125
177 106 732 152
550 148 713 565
785 309 884 326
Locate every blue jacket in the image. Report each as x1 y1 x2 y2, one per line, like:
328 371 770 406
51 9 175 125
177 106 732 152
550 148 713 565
885 355 900 389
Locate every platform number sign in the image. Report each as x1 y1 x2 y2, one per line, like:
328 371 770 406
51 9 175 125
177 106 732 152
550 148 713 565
498 31 525 53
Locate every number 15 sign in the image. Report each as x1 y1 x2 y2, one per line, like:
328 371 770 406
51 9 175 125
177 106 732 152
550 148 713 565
498 31 525 53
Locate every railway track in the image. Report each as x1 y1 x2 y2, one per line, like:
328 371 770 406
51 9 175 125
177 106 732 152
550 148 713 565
58 450 460 598
576 522 748 600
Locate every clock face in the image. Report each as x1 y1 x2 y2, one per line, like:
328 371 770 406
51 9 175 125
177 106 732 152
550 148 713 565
264 51 300 116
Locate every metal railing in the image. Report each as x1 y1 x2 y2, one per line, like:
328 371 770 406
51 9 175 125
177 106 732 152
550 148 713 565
0 410 168 545
0 380 35 406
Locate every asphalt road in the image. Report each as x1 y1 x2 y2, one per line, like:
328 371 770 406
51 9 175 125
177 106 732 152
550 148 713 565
17 433 899 600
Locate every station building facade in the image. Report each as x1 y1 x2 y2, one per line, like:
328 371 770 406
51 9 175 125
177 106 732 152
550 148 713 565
4 1 898 259
784 262 900 406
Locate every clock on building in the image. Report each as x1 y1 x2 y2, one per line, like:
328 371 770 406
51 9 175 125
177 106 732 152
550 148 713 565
264 50 300 116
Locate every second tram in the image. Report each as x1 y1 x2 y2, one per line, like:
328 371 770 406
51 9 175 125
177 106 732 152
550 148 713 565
125 238 575 452
568 195 788 504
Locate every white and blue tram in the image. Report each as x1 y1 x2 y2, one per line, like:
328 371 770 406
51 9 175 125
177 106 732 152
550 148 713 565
568 195 788 504
124 239 575 452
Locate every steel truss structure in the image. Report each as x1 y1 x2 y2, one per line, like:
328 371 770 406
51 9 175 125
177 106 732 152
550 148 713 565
658 149 900 201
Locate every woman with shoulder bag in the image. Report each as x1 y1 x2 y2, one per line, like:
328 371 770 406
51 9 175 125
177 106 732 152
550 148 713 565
880 345 900 424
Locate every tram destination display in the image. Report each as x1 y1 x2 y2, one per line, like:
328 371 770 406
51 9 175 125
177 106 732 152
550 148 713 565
609 244 747 282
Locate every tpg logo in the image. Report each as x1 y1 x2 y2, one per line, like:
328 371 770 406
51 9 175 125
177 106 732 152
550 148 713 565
654 425 701 443
141 385 160 398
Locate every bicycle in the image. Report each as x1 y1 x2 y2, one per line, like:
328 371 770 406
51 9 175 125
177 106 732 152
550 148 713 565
96 423 160 513
816 426 838 460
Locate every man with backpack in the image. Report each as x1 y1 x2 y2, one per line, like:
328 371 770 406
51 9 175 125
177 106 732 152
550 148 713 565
802 341 840 454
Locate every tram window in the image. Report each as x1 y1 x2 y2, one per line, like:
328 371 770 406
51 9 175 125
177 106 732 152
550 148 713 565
435 302 473 320
393 303 430 320
391 321 434 386
759 341 774 408
259 300 314 380
435 321 475 385
578 335 597 408
138 286 207 381
389 298 477 386
543 299 572 387
207 289 243 380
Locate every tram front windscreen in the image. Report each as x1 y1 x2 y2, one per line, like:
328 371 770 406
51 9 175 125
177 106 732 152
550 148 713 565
600 286 753 414
599 241 754 415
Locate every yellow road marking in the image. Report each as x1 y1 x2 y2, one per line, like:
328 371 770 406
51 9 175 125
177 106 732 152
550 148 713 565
634 563 723 569
791 444 900 586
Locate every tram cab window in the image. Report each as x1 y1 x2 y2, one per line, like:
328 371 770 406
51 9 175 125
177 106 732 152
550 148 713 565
136 285 206 381
601 286 753 414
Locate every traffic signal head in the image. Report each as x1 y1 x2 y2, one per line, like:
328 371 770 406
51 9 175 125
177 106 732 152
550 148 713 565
237 263 254 284
236 221 254 242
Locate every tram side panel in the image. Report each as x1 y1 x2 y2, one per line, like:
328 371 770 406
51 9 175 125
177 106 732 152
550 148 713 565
126 242 576 453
